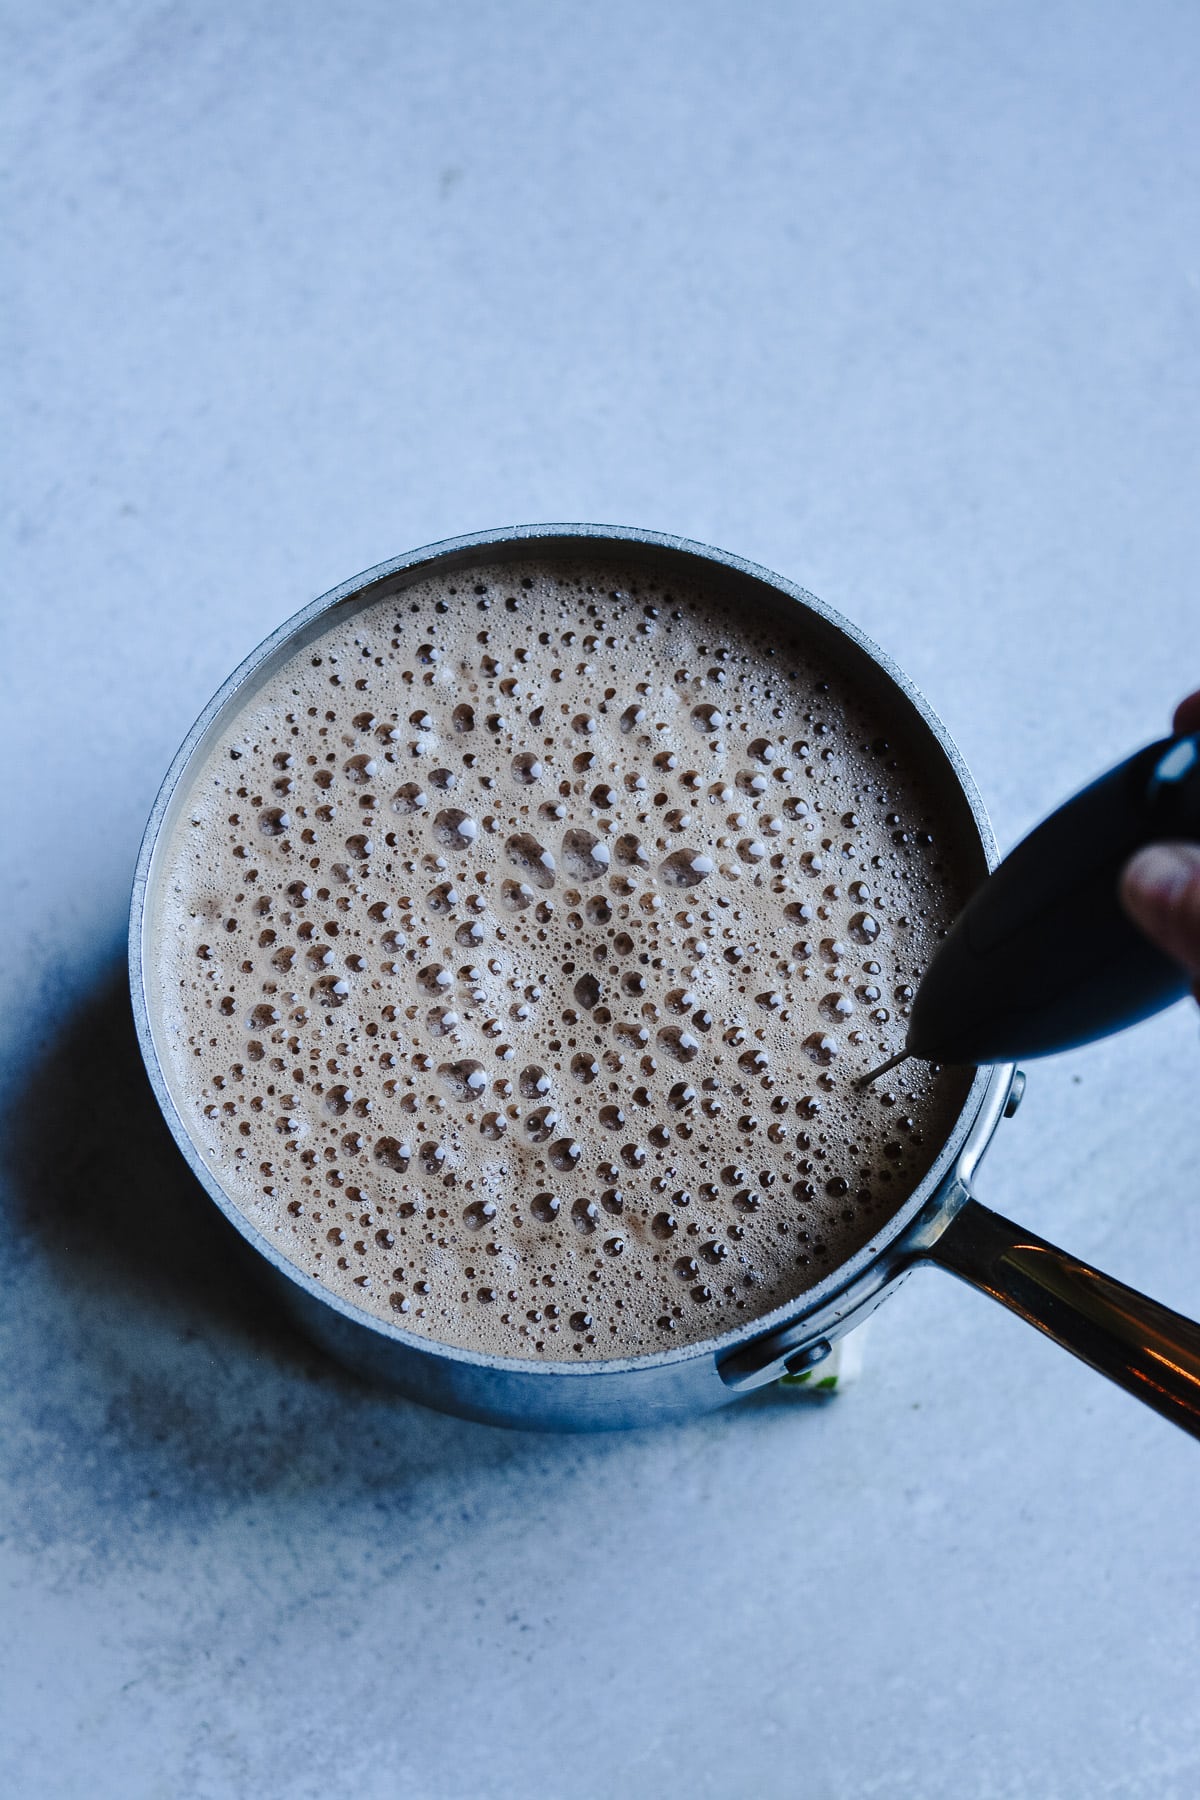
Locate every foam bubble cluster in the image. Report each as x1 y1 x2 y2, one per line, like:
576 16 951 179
150 556 973 1359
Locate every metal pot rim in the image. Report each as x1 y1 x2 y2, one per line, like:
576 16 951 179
129 522 1007 1381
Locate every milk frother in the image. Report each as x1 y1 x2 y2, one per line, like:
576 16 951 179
860 732 1200 1083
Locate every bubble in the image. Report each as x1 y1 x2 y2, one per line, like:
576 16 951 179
344 754 377 783
463 1200 497 1231
803 1033 840 1065
501 878 535 910
512 751 543 783
550 1138 582 1171
452 704 475 733
438 1059 487 1101
393 783 428 812
434 808 479 847
524 1104 558 1141
561 829 611 881
505 831 555 887
849 911 880 944
374 1137 411 1170
532 1192 561 1222
657 1026 699 1062
571 1198 600 1235
520 1064 551 1098
424 879 458 916
660 849 715 888
573 972 602 1009
691 703 725 732
820 992 855 1022
259 808 290 836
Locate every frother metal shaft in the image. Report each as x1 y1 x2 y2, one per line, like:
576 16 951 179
856 1049 911 1088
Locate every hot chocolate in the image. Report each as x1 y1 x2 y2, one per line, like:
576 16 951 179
148 552 974 1358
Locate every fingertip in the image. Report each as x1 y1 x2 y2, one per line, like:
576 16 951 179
1121 842 1200 976
1121 843 1192 909
1172 689 1200 735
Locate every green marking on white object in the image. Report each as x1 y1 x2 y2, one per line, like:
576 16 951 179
776 1323 868 1394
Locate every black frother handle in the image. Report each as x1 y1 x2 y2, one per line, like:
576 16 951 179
908 733 1200 1065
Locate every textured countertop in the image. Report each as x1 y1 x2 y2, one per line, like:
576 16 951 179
4 4 1199 1795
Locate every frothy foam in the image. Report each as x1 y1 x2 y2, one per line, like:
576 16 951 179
148 555 975 1359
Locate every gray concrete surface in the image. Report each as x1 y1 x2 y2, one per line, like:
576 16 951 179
3 3 1199 1795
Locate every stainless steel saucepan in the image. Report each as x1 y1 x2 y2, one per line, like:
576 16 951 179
130 526 1200 1433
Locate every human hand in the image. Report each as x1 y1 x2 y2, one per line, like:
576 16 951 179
1120 689 1200 1001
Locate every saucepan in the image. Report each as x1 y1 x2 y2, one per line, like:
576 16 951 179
129 525 1200 1431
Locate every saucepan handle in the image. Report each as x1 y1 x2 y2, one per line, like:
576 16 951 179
922 1197 1200 1440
